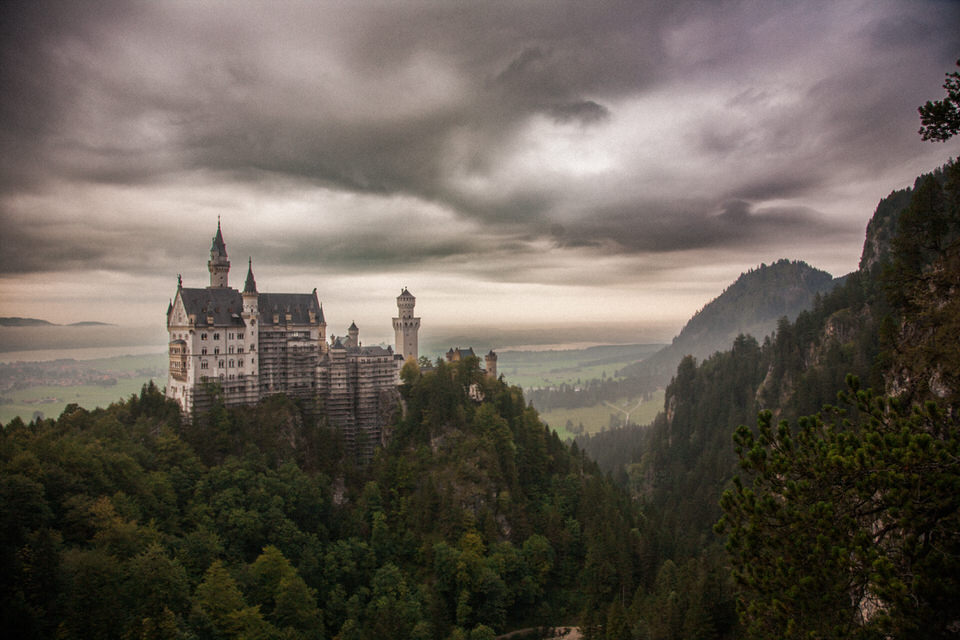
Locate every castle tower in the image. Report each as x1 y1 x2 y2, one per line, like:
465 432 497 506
241 258 260 402
242 258 258 315
485 350 498 379
208 218 230 288
392 288 420 361
347 321 359 348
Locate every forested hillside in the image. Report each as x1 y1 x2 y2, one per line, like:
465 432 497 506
524 260 836 416
580 161 960 637
618 259 837 386
0 357 651 639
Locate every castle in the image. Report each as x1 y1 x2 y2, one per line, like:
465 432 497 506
166 222 420 460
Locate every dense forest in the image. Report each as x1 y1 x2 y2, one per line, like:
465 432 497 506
579 160 960 637
1 354 656 639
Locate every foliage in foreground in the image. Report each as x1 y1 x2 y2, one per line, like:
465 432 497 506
718 378 960 638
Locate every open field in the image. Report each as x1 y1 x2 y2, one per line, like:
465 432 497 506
538 390 664 440
497 344 663 388
0 352 166 424
0 378 160 424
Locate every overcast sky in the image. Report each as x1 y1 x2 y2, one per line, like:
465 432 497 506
1 0 958 345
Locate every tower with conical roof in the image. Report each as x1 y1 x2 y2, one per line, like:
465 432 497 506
208 218 230 288
242 258 258 315
392 288 420 361
240 258 260 403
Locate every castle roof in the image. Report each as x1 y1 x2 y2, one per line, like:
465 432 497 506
349 321 358 331
243 258 257 294
357 345 393 357
398 288 414 299
211 219 227 256
259 292 324 325
446 347 476 360
177 287 245 327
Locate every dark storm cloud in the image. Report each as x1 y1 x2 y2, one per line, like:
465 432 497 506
1 0 958 283
552 199 850 256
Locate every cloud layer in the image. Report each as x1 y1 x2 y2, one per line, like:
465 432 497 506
1 0 958 338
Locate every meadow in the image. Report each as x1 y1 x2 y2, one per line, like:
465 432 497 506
538 390 665 441
0 352 165 424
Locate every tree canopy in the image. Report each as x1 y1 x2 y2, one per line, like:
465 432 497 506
918 59 960 141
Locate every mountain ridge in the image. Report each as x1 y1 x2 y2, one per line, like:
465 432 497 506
618 258 839 384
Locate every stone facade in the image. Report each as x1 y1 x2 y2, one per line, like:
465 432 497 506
392 288 420 362
166 222 414 459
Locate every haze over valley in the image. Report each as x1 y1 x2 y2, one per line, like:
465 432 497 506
2 2 960 639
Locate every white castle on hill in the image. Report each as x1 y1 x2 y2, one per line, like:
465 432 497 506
166 222 420 459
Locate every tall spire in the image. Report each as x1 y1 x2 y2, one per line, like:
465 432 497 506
208 218 230 288
243 257 257 294
211 216 227 256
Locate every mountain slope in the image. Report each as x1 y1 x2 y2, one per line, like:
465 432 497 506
619 259 837 385
578 160 960 637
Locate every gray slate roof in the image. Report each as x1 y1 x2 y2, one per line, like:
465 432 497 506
178 288 245 327
259 292 324 325
177 287 325 327
358 345 393 356
243 259 257 294
211 222 227 256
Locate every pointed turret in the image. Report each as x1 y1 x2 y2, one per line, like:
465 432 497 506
211 217 226 255
243 257 257 294
242 258 259 316
208 218 230 288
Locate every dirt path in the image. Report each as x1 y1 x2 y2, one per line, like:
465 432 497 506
495 627 581 640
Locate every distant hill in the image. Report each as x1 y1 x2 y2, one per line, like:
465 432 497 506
577 161 960 637
0 317 56 327
0 317 114 327
618 259 839 384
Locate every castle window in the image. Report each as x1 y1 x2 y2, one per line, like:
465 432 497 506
238 359 244 368
201 333 207 340
214 347 220 355
229 360 234 368
201 347 207 355
238 346 244 353
200 360 208 370
228 346 234 354
219 360 224 368
213 333 220 340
